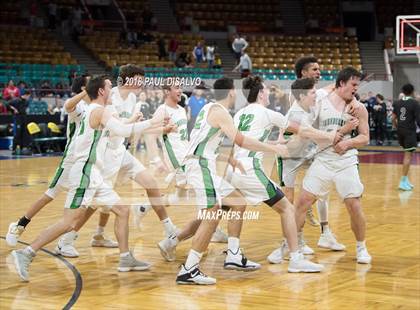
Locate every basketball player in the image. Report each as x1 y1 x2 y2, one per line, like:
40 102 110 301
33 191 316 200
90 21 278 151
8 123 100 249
294 67 372 264
277 56 330 228
12 76 167 281
169 77 288 285
55 65 179 256
267 77 359 263
136 79 228 242
392 83 420 191
6 76 117 255
229 76 328 272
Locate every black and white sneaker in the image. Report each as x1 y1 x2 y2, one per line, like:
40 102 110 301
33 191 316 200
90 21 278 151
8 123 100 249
176 264 216 285
224 249 261 271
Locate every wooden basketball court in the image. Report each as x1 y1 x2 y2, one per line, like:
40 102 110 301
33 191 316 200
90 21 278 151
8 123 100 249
1 147 419 309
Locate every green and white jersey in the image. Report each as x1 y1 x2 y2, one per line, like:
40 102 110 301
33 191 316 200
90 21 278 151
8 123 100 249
72 103 104 170
233 103 287 161
106 86 140 149
316 97 358 168
187 102 227 161
61 100 88 169
155 102 189 169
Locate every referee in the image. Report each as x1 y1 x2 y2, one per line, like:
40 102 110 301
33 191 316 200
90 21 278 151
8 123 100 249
392 83 420 191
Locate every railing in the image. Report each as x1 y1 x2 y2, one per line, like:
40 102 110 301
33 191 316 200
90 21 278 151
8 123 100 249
383 49 393 82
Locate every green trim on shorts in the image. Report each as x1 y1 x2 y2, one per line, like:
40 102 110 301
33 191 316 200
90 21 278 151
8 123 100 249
163 134 181 169
199 158 217 208
254 158 277 199
194 127 219 157
277 157 285 186
404 147 416 152
48 122 76 188
70 129 102 209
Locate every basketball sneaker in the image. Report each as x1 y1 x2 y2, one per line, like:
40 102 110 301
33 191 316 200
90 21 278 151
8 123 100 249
131 204 152 229
210 228 228 243
157 236 177 262
90 234 118 248
288 252 324 273
55 232 79 257
118 252 151 272
176 264 216 285
224 249 261 271
298 234 315 255
12 249 34 282
399 179 412 191
306 208 320 226
267 240 287 264
317 231 346 251
6 222 25 247
356 247 372 264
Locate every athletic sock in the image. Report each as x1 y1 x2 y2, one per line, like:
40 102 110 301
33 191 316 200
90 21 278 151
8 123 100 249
17 216 31 228
227 237 240 254
185 249 203 270
24 246 36 257
161 217 176 235
321 223 330 234
120 252 130 258
289 251 300 261
356 240 366 249
96 226 105 236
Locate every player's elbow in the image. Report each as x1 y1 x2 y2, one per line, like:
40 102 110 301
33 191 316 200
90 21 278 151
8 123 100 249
234 133 245 147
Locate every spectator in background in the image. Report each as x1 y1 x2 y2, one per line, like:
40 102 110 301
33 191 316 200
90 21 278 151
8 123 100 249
8 90 30 115
0 101 8 114
233 51 252 78
9 91 32 155
306 15 320 33
385 98 394 145
3 80 20 101
231 33 248 63
17 81 27 96
269 85 290 115
127 29 138 47
47 102 59 115
214 53 222 69
142 5 154 30
158 36 168 60
48 2 57 30
138 91 151 119
373 94 387 145
175 51 192 68
55 82 66 98
168 37 179 62
29 1 38 27
192 42 205 65
206 42 216 68
40 80 53 97
187 86 207 134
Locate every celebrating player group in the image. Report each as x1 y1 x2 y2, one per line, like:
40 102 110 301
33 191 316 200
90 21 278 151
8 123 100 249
6 57 372 285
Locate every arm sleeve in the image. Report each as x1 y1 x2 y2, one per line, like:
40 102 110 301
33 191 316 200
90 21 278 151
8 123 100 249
105 117 152 137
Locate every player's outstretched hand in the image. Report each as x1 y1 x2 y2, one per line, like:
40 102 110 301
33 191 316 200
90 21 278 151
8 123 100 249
163 123 178 134
273 143 290 157
129 112 144 123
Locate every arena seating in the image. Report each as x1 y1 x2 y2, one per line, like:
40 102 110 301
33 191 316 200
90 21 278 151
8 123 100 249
246 34 362 73
175 0 282 32
0 26 78 66
375 0 414 32
79 31 204 68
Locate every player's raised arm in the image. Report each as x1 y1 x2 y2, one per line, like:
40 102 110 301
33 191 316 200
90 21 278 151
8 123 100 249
210 105 288 156
64 76 90 113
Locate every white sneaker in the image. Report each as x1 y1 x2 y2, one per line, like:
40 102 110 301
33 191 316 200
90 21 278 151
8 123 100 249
157 237 177 262
224 249 261 271
288 252 324 273
12 249 34 282
131 205 152 229
306 208 320 227
176 264 216 285
210 228 228 243
6 222 25 247
356 247 372 264
55 232 79 258
90 234 118 248
298 236 314 255
118 252 151 272
267 240 287 264
318 231 346 251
